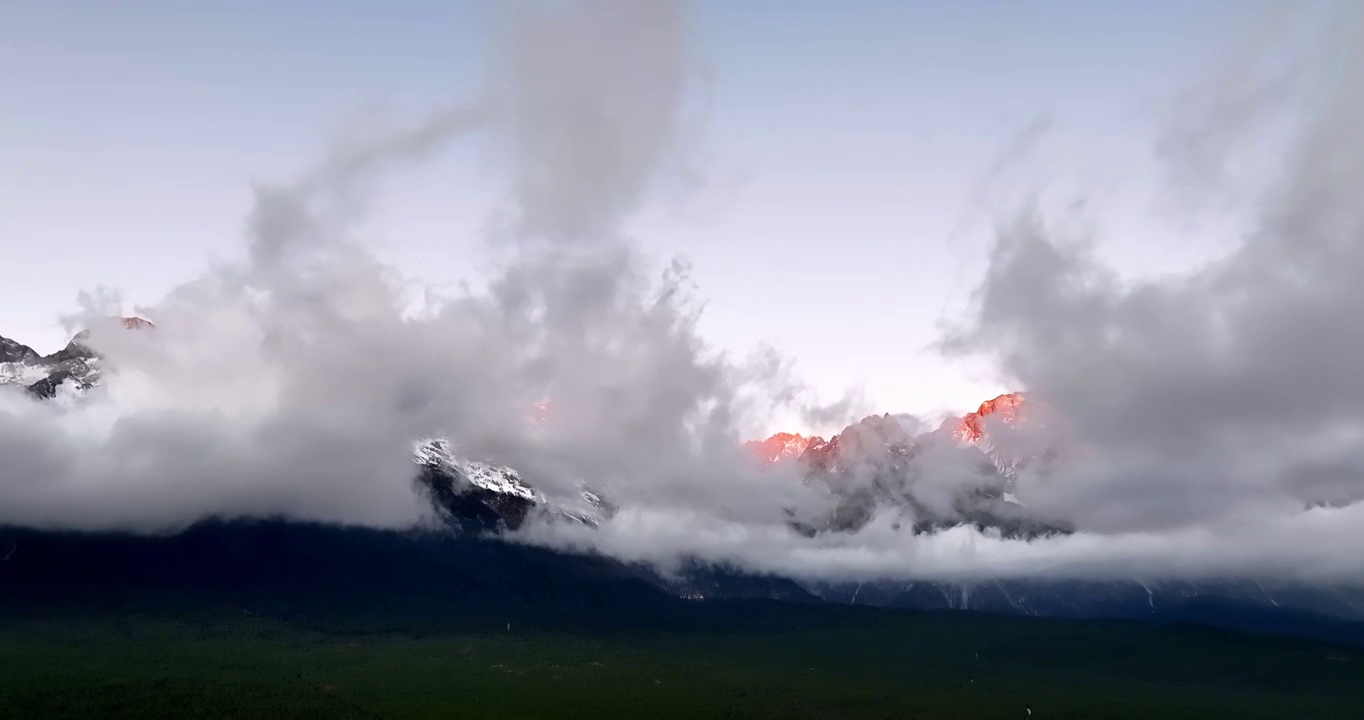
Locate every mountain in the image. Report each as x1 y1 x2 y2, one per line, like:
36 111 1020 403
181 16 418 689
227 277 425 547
0 519 715 633
750 398 1364 626
413 437 616 532
744 432 816 464
0 318 153 403
802 577 1364 623
4 320 1364 641
750 392 1049 486
749 401 1070 539
0 336 41 365
747 392 1033 472
944 392 1027 442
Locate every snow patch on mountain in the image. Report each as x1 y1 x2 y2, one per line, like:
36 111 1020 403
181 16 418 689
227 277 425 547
412 437 617 529
413 438 541 502
0 361 49 387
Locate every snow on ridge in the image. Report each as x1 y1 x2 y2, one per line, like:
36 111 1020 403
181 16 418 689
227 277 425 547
413 437 541 502
0 361 49 386
413 438 617 527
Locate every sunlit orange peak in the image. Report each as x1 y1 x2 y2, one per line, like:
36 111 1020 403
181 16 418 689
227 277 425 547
745 432 820 464
748 392 1029 462
951 392 1026 443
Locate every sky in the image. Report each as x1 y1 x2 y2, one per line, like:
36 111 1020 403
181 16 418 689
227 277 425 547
1 0 1245 431
4 0 1364 588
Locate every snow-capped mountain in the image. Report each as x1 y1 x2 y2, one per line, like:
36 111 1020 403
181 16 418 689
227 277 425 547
414 438 541 503
750 392 1045 482
749 399 1070 540
412 437 615 532
744 432 817 464
0 323 127 404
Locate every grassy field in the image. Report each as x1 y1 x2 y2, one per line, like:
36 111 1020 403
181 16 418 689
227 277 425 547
0 609 1361 719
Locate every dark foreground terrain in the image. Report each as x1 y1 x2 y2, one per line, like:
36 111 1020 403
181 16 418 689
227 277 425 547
1 521 1362 718
1 607 1361 719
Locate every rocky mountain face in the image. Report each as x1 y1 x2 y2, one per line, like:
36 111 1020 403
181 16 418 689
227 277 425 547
749 398 1071 540
750 392 1042 482
4 321 1363 628
0 336 40 365
0 323 129 402
412 437 617 533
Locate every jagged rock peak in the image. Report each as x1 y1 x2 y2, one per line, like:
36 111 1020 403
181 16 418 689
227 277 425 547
0 335 41 364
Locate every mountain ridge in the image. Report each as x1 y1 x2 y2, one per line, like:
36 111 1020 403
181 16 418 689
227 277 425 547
0 317 155 402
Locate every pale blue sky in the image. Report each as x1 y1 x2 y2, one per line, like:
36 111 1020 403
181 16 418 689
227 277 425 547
1 0 1243 427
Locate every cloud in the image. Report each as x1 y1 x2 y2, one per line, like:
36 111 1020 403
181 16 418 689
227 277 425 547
517 0 1364 586
1154 0 1311 215
922 2 1364 572
0 0 836 534
487 0 695 246
523 500 1364 586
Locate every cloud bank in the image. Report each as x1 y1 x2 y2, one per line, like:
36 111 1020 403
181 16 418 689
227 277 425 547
3 0 1364 587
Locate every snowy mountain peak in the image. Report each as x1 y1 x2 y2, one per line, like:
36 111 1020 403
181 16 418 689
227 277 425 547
0 336 41 365
0 317 155 402
413 438 541 502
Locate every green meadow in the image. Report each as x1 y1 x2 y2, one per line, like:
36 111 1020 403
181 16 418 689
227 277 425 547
1 608 1360 719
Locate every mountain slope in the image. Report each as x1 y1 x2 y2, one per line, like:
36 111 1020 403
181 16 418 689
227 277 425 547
0 519 688 633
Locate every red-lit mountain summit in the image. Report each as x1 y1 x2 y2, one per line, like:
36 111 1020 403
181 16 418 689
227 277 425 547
945 391 1026 443
747 392 1031 470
